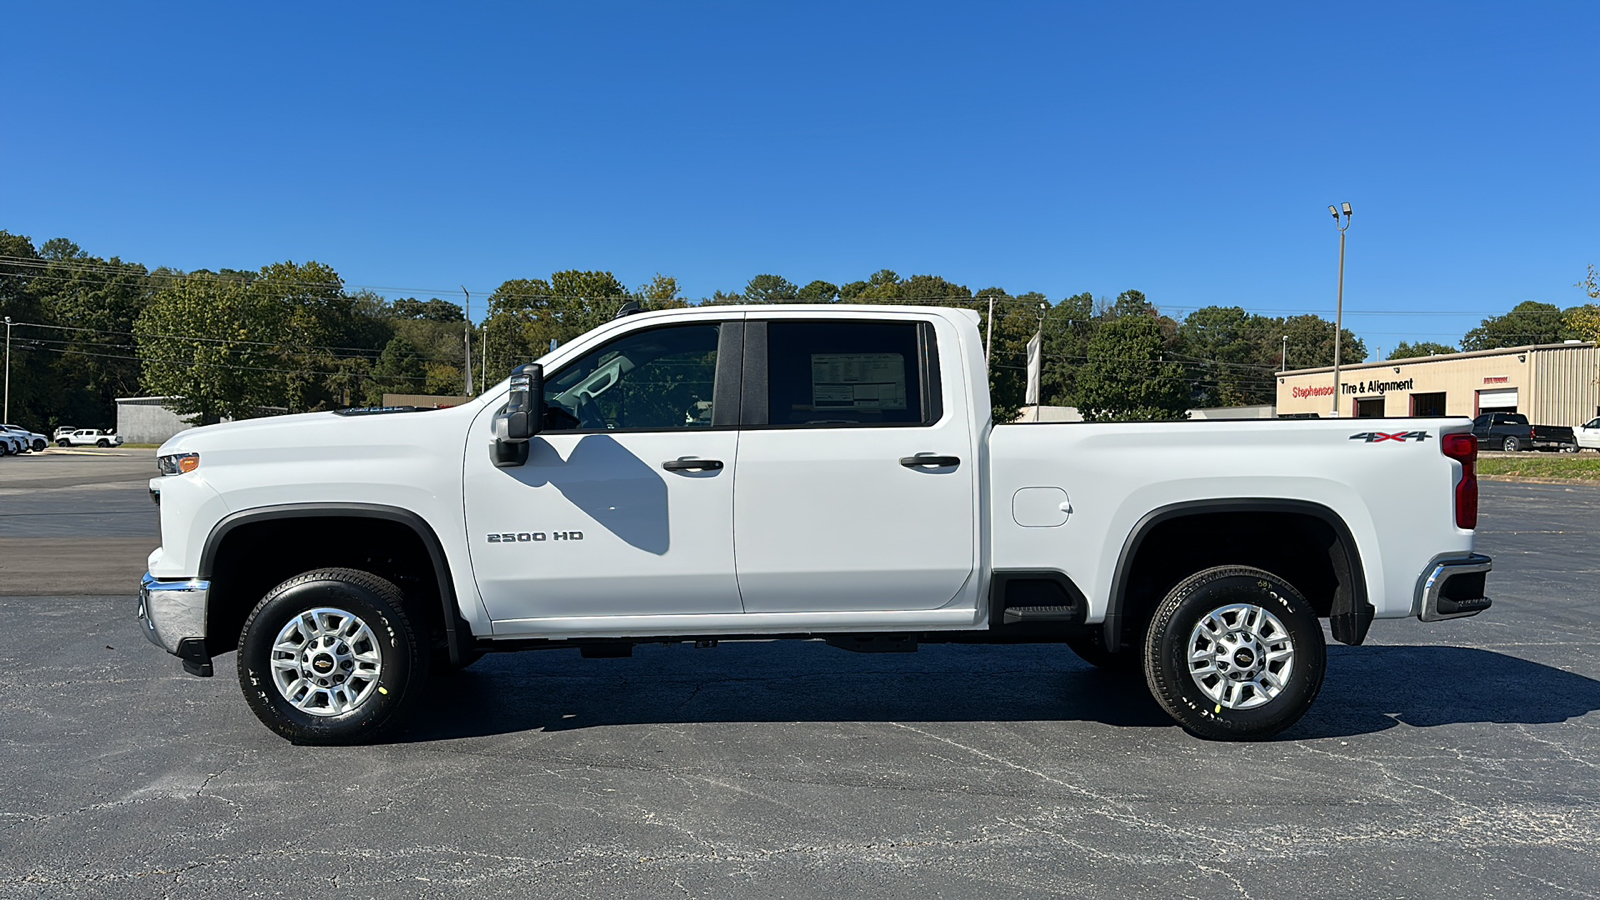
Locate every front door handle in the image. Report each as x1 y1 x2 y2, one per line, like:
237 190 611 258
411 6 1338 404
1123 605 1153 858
663 458 724 472
899 454 961 469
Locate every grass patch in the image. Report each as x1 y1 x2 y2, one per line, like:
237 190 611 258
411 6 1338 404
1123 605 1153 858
1478 454 1600 481
120 443 162 449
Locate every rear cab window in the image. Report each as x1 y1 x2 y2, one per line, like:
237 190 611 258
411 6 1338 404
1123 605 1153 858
753 320 942 428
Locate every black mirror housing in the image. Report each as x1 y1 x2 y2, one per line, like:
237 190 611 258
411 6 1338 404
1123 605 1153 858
497 363 544 442
492 363 544 468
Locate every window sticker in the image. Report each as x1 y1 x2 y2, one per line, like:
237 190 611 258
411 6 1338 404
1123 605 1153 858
811 353 907 410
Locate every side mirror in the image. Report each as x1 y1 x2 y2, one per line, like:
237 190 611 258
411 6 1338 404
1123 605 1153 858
492 364 543 468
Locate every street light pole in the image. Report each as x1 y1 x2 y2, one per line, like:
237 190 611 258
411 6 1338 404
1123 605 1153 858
1281 334 1288 372
3 317 12 423
1328 203 1352 417
461 287 473 397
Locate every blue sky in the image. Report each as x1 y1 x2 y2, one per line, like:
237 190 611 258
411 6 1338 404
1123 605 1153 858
3 2 1596 357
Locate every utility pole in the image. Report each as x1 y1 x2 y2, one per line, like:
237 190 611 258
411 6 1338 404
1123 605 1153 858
461 287 473 396
3 317 11 423
1328 203 1352 417
481 326 489 394
1281 334 1288 372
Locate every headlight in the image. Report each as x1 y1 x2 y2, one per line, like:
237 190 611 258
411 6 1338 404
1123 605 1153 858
157 453 200 475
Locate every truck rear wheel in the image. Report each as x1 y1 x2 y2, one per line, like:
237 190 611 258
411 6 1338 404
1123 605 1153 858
238 568 429 745
1144 566 1325 741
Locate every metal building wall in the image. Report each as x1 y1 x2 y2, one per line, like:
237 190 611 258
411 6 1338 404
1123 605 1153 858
114 397 197 444
1528 344 1600 426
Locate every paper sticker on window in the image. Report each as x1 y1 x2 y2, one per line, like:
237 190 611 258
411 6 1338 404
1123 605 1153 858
811 353 907 410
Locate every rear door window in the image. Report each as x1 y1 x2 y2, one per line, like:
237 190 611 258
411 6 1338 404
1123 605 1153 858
761 321 936 427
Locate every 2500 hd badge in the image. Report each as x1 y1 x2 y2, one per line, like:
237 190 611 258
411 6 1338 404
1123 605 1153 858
486 531 584 543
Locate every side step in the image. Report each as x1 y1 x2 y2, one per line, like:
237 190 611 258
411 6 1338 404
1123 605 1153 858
1002 605 1082 625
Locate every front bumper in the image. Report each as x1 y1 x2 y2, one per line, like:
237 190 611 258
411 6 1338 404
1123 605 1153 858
138 572 213 676
1417 554 1493 622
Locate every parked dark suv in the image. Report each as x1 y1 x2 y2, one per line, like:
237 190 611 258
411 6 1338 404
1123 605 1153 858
1471 412 1577 452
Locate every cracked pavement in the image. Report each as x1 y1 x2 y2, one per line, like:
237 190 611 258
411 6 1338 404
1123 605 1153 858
1 455 1597 898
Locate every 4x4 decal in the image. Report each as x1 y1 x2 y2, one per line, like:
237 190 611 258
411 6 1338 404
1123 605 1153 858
1349 430 1432 443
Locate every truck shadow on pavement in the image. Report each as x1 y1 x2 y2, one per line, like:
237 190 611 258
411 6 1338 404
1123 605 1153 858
398 642 1600 742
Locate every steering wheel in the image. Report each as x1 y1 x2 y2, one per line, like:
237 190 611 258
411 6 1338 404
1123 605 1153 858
576 394 609 430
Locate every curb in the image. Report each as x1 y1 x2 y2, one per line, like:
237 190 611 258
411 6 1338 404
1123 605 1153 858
1478 474 1600 486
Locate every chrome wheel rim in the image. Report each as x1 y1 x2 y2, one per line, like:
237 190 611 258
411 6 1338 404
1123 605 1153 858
1187 603 1295 710
269 607 383 717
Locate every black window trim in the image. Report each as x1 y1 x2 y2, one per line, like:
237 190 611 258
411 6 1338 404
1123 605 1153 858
537 319 742 436
739 317 946 431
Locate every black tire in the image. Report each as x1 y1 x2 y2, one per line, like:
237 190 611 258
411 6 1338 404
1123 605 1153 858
1502 436 1520 452
1144 566 1326 741
56 439 69 447
32 439 46 452
96 439 109 448
238 568 430 745
1065 630 1142 674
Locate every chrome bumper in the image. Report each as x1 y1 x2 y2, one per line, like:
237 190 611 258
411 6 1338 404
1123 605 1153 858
1418 554 1493 622
138 572 210 655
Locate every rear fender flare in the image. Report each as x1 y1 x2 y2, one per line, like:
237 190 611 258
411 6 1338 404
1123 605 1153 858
1103 498 1371 650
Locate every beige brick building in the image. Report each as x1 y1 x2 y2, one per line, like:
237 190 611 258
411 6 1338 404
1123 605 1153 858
1275 341 1600 425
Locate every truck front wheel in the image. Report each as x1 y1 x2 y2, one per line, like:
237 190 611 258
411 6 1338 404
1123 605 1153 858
238 568 429 745
1144 566 1325 741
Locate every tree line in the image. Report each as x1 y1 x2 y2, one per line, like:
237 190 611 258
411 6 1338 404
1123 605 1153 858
2 228 1596 431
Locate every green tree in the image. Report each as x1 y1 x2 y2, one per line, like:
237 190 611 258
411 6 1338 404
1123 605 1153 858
1460 300 1571 351
29 240 156 425
638 274 684 304
1075 314 1190 422
253 260 353 412
482 269 633 367
1280 314 1366 369
1040 291 1096 409
831 269 908 303
390 297 464 321
363 336 427 404
902 274 971 304
743 274 799 303
1175 306 1277 407
1389 341 1457 359
0 231 61 428
797 280 839 303
135 273 295 424
1565 266 1600 347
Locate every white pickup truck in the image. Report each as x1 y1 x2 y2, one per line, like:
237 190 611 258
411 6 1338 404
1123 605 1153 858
140 304 1492 744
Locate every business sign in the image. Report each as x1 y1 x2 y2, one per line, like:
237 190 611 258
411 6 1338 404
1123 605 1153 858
1340 377 1414 396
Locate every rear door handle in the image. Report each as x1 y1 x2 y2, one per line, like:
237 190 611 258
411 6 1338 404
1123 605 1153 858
662 458 724 472
899 455 961 469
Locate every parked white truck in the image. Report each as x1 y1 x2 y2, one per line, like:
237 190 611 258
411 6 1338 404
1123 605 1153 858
140 304 1492 744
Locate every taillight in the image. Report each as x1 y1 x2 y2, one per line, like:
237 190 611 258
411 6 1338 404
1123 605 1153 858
1442 433 1477 529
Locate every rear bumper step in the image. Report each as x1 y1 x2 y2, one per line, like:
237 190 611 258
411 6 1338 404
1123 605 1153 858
1418 554 1493 622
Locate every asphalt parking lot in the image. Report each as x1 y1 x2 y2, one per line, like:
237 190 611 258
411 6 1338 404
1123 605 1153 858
1 452 1597 898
